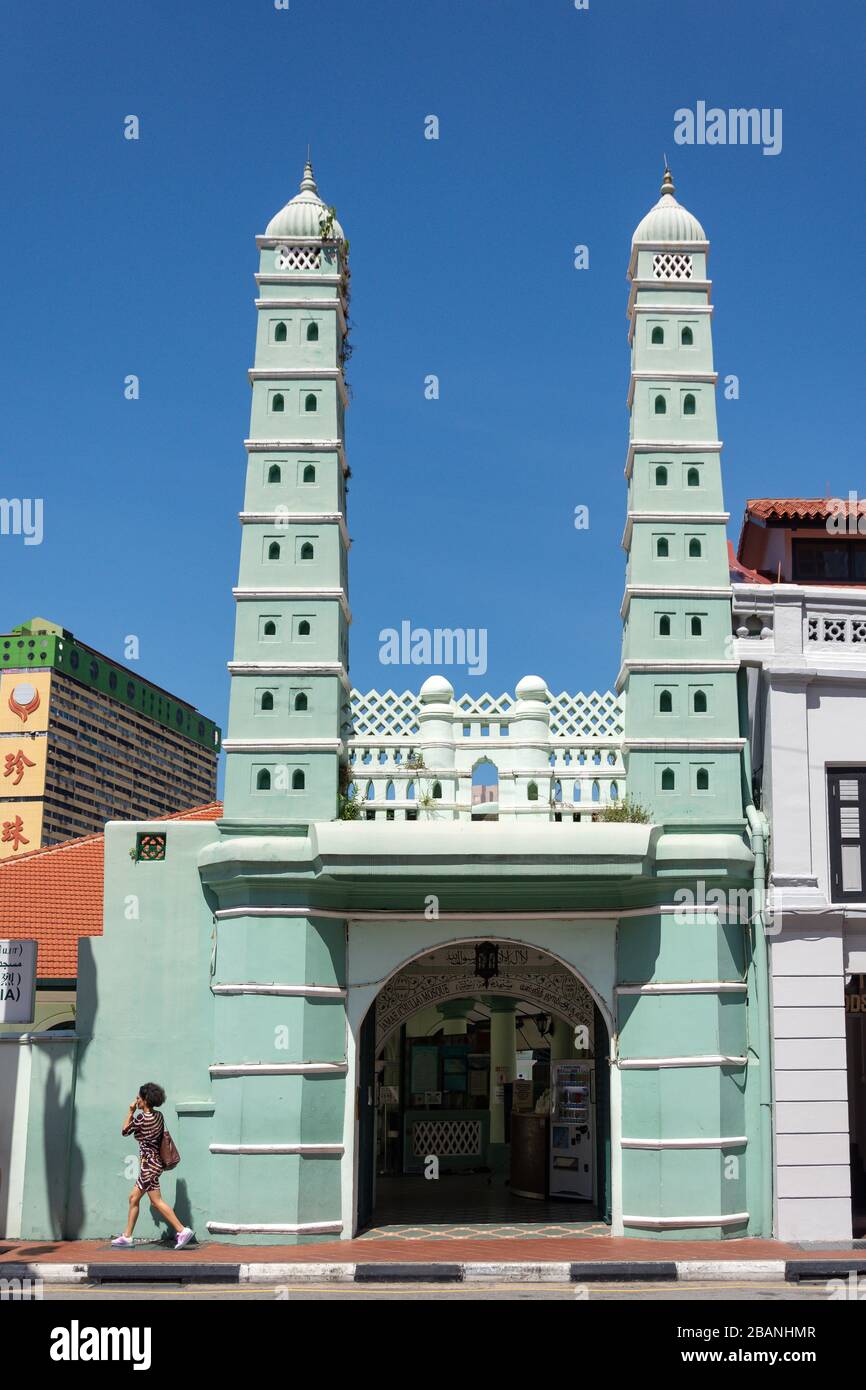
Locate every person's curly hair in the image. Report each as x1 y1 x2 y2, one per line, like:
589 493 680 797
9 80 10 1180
138 1082 166 1109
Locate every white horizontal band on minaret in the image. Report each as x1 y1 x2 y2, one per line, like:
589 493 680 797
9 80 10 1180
621 1137 747 1150
211 983 347 998
627 371 718 410
209 1143 344 1155
620 586 732 619
227 661 350 690
222 739 344 753
239 511 351 548
256 234 342 248
232 587 352 621
628 278 711 316
244 437 345 466
249 368 348 407
621 511 730 550
617 1055 747 1070
628 303 714 344
621 1213 748 1231
615 982 747 995
256 273 343 290
209 1062 348 1076
255 297 348 331
625 439 722 479
616 660 739 692
622 738 747 751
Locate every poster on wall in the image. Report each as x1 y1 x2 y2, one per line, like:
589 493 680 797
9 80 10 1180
0 939 37 1023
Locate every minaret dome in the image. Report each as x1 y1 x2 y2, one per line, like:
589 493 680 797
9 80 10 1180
631 166 705 244
265 158 345 239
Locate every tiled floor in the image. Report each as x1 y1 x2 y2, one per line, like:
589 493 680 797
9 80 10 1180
359 1172 606 1240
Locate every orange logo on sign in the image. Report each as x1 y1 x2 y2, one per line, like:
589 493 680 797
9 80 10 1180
8 683 40 723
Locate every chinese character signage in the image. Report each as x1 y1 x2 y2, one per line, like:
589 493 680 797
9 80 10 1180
0 735 46 799
0 939 37 1023
0 801 43 860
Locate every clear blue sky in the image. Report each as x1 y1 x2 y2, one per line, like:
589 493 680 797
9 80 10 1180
1 0 863 788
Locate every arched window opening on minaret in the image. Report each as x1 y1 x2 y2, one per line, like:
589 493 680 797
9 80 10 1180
303 464 316 483
654 394 667 415
661 768 675 791
294 693 308 712
693 690 708 714
659 690 673 713
683 393 696 416
292 770 305 790
527 782 539 801
272 393 285 412
300 542 314 560
386 781 395 802
274 322 288 342
260 691 274 711
268 464 282 483
687 466 700 487
306 322 319 342
366 780 375 799
432 781 443 799
659 615 672 636
297 619 311 636
656 537 669 558
268 541 281 560
263 620 277 637
651 326 664 345
688 537 702 558
655 465 668 486
696 768 710 791
690 615 703 636
553 780 562 803
681 326 694 346
591 780 600 803
610 782 619 801
304 393 318 413
256 769 271 791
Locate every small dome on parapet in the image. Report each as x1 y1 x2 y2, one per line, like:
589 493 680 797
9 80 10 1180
419 675 455 702
515 675 549 701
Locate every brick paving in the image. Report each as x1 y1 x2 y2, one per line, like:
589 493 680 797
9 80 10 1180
0 1234 849 1265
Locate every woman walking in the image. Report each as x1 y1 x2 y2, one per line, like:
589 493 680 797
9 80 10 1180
111 1082 194 1249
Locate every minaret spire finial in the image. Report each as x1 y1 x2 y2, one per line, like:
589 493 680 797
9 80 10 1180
300 149 317 195
660 160 675 198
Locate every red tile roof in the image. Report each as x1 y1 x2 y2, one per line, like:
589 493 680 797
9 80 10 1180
0 802 223 978
728 539 771 585
746 497 866 524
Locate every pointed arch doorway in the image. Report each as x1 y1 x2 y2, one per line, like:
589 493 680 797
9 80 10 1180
355 940 611 1236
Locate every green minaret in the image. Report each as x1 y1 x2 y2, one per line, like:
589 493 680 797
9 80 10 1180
619 167 743 830
223 159 350 826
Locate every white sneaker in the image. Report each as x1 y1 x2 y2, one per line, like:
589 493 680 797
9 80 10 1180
110 1234 134 1247
175 1227 195 1249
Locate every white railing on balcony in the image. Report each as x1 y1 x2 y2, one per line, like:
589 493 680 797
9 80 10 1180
346 687 626 822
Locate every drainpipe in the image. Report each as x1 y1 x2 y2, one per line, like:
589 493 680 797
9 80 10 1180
737 664 774 1235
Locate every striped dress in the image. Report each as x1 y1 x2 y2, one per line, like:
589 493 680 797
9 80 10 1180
123 1109 165 1193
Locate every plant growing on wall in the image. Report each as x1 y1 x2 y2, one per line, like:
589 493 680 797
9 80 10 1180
596 797 652 824
338 791 365 820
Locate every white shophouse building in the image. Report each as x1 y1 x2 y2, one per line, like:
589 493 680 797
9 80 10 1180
733 497 866 1240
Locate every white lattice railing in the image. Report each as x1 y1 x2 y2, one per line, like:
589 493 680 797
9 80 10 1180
806 615 866 646
346 687 626 821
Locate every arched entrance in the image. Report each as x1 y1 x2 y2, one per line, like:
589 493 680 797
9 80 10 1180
354 939 611 1235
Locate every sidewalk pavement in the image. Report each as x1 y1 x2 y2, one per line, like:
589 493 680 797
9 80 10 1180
2 1235 865 1284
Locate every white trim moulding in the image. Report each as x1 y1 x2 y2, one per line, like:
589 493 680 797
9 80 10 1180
209 1062 348 1077
211 983 346 998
